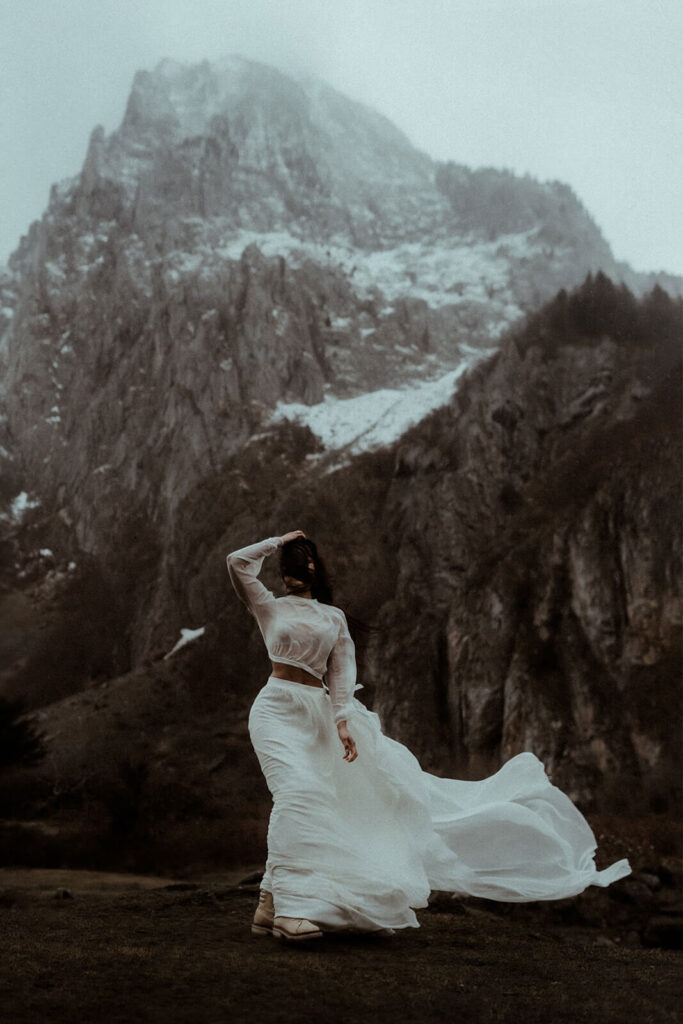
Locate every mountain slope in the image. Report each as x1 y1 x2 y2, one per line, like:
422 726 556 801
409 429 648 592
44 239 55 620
2 277 680 875
2 58 677 630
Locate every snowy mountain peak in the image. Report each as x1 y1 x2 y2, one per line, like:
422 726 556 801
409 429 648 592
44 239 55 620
3 53 677 586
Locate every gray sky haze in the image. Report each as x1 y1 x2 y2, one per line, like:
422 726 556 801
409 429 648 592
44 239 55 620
1 0 681 274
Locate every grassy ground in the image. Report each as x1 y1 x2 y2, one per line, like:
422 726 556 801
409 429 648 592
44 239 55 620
0 871 680 1024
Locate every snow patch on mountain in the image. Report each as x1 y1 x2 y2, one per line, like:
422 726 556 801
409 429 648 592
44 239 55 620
10 491 41 522
163 626 206 660
270 350 487 456
59 216 530 334
214 229 531 316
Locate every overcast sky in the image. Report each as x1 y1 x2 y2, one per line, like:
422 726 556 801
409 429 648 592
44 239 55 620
1 0 681 274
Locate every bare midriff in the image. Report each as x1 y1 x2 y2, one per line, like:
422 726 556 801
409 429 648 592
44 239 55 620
270 662 323 688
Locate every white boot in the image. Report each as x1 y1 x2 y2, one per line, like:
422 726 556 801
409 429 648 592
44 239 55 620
251 890 274 936
273 916 323 941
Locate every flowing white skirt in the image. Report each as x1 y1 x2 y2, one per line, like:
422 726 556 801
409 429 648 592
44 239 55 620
248 676 631 932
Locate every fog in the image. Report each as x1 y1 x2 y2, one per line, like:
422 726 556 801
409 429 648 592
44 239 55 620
1 0 681 273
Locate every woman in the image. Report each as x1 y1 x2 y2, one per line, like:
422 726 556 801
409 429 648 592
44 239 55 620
227 530 630 942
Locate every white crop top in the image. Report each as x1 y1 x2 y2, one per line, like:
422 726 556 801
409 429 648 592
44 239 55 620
226 536 358 724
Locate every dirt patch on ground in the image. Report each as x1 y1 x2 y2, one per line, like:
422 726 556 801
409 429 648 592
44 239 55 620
0 876 680 1024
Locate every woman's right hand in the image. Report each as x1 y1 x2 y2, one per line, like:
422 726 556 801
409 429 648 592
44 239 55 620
337 722 358 763
280 530 307 545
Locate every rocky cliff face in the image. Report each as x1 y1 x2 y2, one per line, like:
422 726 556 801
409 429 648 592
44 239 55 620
0 60 681 865
3 59 677 652
364 280 681 815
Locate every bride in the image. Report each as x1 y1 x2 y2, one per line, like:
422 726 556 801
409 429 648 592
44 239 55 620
227 530 631 942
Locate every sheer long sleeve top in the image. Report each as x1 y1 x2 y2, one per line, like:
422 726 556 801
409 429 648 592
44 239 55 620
226 536 358 724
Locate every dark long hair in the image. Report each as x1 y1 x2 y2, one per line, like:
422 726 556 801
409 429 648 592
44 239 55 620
279 536 378 643
279 537 334 604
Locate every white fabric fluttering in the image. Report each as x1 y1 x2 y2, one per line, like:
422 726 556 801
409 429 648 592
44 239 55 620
249 676 631 932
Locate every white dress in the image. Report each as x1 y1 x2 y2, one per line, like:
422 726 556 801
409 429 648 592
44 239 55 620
227 536 631 932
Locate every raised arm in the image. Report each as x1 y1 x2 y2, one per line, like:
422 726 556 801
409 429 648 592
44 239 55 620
226 536 283 618
325 611 357 726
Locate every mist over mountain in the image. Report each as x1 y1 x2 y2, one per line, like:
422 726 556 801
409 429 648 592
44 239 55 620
0 57 680 872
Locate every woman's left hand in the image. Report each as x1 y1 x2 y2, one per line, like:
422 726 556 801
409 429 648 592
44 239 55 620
280 530 307 545
337 722 358 763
